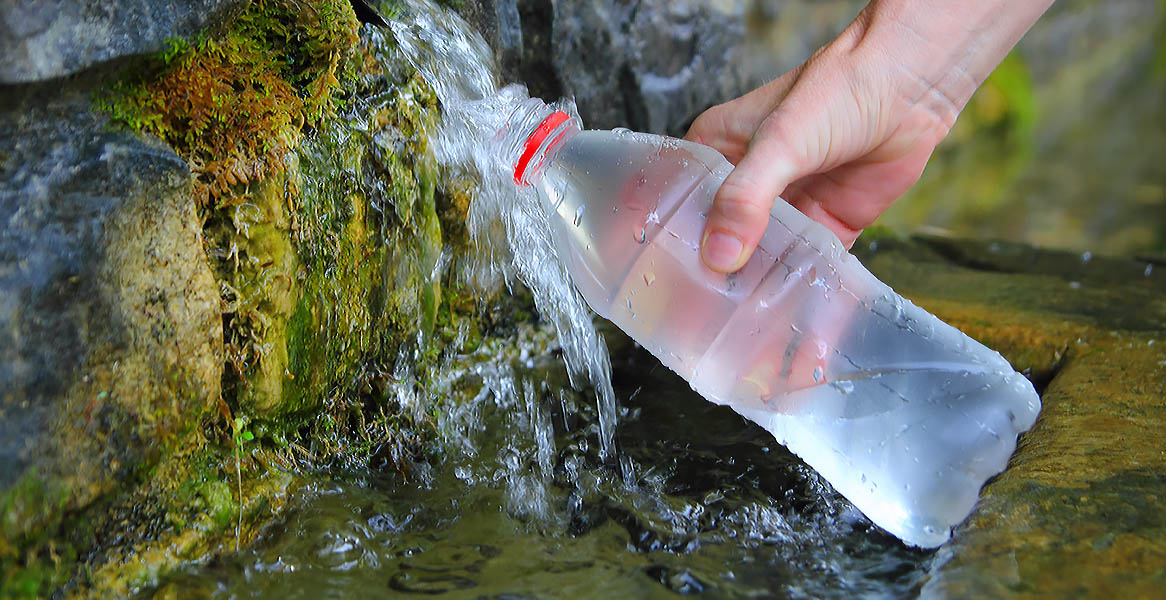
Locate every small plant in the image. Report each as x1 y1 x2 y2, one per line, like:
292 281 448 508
229 415 254 551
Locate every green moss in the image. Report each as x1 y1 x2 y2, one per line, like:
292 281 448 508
197 480 236 530
0 472 75 598
99 0 360 206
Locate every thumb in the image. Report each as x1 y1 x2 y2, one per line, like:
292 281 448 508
700 115 808 273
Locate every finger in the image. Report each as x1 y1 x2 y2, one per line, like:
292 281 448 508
700 116 805 272
785 139 937 248
783 180 866 249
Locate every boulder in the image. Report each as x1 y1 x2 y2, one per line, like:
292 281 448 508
0 0 246 84
0 83 221 545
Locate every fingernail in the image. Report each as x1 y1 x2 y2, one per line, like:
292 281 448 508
701 231 744 272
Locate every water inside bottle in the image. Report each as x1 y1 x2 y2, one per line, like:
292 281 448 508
530 122 1041 547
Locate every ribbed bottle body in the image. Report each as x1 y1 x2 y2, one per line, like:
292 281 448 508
526 126 1040 548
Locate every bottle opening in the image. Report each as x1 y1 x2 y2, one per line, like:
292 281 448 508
513 110 570 185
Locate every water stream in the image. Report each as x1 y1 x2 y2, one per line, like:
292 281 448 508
388 0 619 461
148 341 930 598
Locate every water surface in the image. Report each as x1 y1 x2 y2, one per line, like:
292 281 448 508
148 337 931 598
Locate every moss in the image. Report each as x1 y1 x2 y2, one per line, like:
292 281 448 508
272 70 451 462
0 472 75 598
99 0 360 206
206 174 302 414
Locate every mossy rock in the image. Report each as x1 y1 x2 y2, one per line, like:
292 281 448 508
0 86 222 597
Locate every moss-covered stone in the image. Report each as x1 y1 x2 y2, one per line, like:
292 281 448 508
100 0 361 206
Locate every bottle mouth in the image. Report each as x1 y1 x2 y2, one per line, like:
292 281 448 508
513 110 571 185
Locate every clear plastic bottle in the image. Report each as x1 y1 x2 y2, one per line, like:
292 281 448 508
497 98 1041 548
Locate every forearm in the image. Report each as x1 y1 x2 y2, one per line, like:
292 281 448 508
849 0 1054 127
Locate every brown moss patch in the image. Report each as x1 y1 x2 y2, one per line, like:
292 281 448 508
100 0 360 206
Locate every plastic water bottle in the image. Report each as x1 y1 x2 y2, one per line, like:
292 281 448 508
496 98 1041 548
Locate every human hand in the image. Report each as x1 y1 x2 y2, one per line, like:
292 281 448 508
687 0 1052 273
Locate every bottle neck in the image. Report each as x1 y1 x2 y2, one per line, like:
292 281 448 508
498 98 581 186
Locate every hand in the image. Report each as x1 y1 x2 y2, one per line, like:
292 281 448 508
687 0 1053 273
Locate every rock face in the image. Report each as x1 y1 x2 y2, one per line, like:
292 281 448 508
0 0 246 83
1 2 459 594
461 0 865 136
0 83 221 551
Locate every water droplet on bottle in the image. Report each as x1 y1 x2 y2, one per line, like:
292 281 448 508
573 204 585 226
812 366 823 383
634 228 647 244
643 271 655 286
831 380 854 394
626 297 633 311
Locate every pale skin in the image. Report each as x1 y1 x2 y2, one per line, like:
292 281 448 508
688 0 1055 273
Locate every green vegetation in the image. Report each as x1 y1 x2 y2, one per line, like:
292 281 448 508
100 0 360 206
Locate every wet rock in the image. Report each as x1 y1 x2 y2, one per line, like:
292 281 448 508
0 83 221 546
549 0 746 135
0 0 246 84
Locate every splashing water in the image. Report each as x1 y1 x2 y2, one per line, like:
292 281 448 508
386 0 619 459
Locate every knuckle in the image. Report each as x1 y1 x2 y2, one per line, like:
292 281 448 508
714 177 772 224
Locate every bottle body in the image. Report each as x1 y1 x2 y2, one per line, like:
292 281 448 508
514 115 1040 548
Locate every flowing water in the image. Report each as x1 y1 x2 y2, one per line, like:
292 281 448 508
390 0 618 461
140 1 937 596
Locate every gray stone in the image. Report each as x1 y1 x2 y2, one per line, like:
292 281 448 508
0 0 246 84
0 82 221 539
460 0 865 137
550 0 742 135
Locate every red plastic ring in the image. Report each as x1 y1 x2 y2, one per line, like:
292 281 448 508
514 110 570 185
